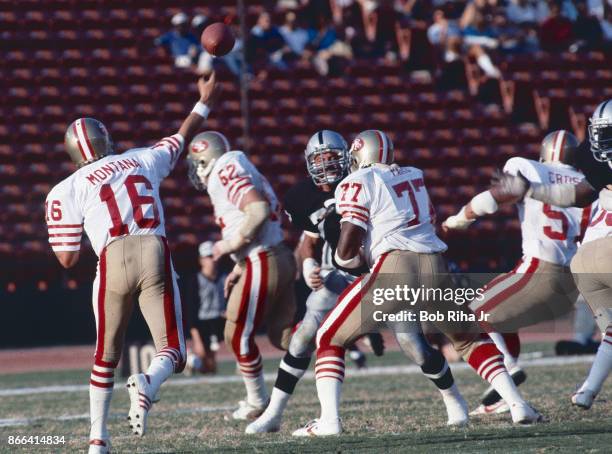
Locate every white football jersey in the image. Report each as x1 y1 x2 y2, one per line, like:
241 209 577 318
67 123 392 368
582 198 610 244
335 164 447 266
207 151 283 261
503 157 591 265
45 134 184 256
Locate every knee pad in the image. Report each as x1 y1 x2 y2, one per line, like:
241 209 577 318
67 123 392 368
394 332 433 366
305 286 338 313
288 317 318 357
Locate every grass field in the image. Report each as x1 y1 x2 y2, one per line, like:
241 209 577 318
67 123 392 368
0 347 610 453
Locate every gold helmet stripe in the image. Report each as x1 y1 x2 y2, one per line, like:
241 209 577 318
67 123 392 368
74 118 95 161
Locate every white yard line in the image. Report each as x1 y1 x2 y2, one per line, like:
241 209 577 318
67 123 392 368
0 354 594 428
0 406 236 428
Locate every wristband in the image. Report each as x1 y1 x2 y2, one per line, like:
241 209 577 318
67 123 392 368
302 257 320 288
192 101 210 119
334 250 363 269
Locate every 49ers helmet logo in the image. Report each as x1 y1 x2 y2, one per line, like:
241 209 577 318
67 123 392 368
351 138 365 152
191 140 209 154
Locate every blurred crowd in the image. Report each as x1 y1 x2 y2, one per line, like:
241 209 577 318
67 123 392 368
154 0 612 79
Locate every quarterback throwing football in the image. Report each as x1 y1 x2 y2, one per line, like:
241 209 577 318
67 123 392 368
45 74 220 453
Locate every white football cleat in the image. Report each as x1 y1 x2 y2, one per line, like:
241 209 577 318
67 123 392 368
231 400 267 421
292 418 342 437
571 389 596 409
443 394 469 426
470 400 511 416
88 438 111 454
245 411 282 434
510 402 542 425
126 374 153 436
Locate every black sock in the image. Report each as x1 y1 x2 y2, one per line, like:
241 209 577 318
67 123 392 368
421 349 454 390
274 352 311 394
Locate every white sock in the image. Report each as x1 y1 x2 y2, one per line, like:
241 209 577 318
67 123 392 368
579 336 612 394
440 383 464 402
490 371 524 406
89 385 113 440
146 354 174 397
263 388 291 419
489 332 518 370
242 372 268 407
316 377 342 423
89 363 114 440
314 354 345 423
477 54 501 78
238 354 268 407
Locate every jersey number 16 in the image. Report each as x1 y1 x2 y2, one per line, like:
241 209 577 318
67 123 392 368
100 175 160 237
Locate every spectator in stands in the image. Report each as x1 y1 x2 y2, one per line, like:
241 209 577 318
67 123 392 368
427 9 460 47
249 12 288 69
601 5 612 43
493 11 539 53
588 0 606 20
361 0 408 60
460 0 501 31
436 36 470 90
155 12 200 69
306 15 354 75
184 241 227 375
506 0 548 25
279 11 315 59
462 11 500 49
539 1 574 51
570 0 603 51
300 0 334 29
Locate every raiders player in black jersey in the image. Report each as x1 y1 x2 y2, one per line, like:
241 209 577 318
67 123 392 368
492 99 612 410
246 130 471 434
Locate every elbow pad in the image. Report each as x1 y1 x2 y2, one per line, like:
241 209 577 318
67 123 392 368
528 183 576 207
470 190 498 216
239 201 270 241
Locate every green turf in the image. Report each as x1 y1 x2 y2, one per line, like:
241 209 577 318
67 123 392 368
0 348 609 453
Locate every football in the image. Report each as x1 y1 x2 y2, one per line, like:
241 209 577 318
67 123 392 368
201 22 235 57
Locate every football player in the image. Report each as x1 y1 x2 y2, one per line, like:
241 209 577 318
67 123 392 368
492 100 612 410
44 74 220 453
293 130 540 436
443 130 591 414
186 131 296 420
247 131 469 434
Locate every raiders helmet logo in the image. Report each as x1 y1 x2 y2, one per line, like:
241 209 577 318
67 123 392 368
352 138 365 152
192 140 209 154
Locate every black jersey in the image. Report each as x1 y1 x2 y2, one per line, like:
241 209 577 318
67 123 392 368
283 178 341 250
575 140 612 192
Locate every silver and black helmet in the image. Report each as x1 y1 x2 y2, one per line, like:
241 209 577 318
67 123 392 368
304 130 349 186
589 99 612 162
